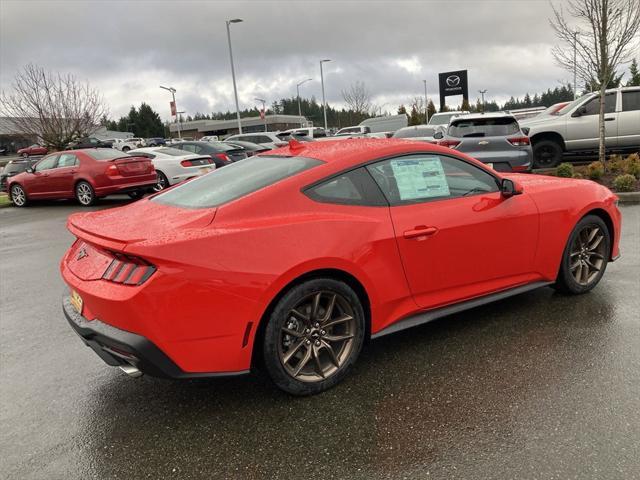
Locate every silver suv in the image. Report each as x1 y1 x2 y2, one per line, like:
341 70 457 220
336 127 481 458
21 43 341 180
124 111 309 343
521 86 640 168
225 132 287 149
434 112 533 172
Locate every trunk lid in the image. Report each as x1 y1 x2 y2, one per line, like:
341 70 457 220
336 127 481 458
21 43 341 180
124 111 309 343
67 198 216 249
113 156 154 176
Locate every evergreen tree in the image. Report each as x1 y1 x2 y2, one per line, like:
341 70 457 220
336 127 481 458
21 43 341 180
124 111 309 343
627 58 640 86
397 104 407 115
427 100 436 120
460 98 471 112
409 105 421 125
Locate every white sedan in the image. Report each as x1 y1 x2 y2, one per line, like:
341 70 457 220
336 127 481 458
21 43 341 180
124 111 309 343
127 147 215 191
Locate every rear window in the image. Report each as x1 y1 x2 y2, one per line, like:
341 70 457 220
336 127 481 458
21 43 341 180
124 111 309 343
393 127 436 138
448 117 520 138
84 149 129 161
3 161 31 174
155 147 189 156
152 155 322 208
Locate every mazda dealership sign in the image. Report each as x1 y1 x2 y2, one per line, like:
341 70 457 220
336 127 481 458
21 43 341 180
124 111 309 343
438 70 469 110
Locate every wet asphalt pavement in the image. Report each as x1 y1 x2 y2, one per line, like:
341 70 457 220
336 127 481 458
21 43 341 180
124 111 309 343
1 199 639 480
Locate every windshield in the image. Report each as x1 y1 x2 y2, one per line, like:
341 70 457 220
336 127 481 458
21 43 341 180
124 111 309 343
429 113 455 125
393 127 436 138
3 161 31 174
448 117 520 137
152 155 322 208
84 149 129 160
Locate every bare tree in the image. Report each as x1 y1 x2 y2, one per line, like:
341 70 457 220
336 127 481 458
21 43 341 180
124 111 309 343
551 0 640 164
0 64 108 150
341 81 372 115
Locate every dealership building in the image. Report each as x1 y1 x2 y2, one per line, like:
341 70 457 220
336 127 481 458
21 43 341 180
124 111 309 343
168 114 308 139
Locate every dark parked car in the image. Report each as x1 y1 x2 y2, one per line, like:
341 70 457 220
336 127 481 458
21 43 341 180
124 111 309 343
1 158 40 192
224 140 272 157
170 141 247 168
66 137 113 150
17 144 48 157
146 137 166 147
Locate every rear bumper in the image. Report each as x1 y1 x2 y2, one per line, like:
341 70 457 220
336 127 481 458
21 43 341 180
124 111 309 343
62 294 249 379
94 179 157 196
463 149 533 172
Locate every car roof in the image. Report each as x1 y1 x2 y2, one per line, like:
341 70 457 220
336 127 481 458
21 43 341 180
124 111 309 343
450 112 517 121
270 138 476 171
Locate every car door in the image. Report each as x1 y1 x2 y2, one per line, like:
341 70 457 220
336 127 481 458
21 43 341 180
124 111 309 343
26 154 59 197
366 153 539 309
47 153 79 195
565 92 618 150
617 89 640 147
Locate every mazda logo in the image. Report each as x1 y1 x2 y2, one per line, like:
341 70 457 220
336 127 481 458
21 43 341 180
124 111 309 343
446 75 461 87
77 247 88 260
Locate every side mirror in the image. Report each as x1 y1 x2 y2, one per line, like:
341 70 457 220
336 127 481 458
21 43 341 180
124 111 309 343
501 178 523 197
28 167 36 174
521 127 530 136
572 105 587 117
433 131 444 140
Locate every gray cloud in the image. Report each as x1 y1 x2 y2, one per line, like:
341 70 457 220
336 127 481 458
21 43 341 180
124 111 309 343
1 0 573 120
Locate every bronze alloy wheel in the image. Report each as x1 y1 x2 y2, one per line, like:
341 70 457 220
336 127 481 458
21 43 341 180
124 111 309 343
569 224 607 286
277 290 356 382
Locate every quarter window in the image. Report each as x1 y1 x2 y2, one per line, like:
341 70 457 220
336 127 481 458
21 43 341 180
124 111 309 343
306 168 387 206
622 91 640 112
366 154 499 205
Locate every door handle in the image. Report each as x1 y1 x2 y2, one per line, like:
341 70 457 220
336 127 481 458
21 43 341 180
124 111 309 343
604 117 615 121
69 170 78 173
404 226 438 239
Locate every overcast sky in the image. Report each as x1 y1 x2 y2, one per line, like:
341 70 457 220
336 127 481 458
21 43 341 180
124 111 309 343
1 0 586 121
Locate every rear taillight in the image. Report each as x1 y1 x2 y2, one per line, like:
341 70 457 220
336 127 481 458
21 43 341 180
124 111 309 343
180 159 195 167
437 140 460 148
508 136 530 146
106 164 119 177
102 253 156 286
512 165 530 172
215 153 231 163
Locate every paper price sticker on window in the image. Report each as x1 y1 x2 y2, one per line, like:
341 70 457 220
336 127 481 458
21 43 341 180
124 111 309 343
390 157 450 201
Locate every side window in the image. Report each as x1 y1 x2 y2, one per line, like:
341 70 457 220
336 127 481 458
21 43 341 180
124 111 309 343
305 168 387 206
582 93 616 115
366 155 498 205
34 155 58 172
57 153 78 168
622 91 640 112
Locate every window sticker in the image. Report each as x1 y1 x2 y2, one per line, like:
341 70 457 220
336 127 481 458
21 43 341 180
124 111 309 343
390 157 450 200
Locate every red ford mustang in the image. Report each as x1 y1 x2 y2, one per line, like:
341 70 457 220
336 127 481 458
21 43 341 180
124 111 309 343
60 139 621 395
8 149 157 207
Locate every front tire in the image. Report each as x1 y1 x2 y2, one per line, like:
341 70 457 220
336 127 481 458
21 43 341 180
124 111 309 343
10 184 27 207
21 152 28 158
263 278 365 396
532 139 563 168
553 215 610 294
122 146 130 152
75 181 96 206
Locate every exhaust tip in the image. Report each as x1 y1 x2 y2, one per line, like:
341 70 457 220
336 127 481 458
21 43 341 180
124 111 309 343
119 365 143 378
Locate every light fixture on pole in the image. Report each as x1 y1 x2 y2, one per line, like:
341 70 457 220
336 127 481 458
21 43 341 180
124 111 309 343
226 18 244 134
478 89 488 112
423 80 428 123
160 85 181 139
319 59 331 131
296 78 313 127
255 97 267 132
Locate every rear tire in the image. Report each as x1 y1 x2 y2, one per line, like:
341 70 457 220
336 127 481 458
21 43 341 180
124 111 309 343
532 139 563 169
263 278 365 396
122 146 130 152
553 215 610 294
127 190 145 200
75 181 96 206
153 171 169 192
10 184 28 207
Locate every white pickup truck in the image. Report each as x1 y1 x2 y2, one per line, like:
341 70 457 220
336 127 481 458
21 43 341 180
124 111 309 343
521 86 640 168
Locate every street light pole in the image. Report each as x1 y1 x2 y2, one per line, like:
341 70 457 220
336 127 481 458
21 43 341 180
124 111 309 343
478 89 487 112
255 97 267 132
573 30 578 99
296 78 312 127
226 18 244 134
176 111 185 138
423 80 428 123
160 85 181 139
320 59 331 131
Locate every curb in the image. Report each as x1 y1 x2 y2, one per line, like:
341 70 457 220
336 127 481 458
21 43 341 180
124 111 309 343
617 192 640 203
